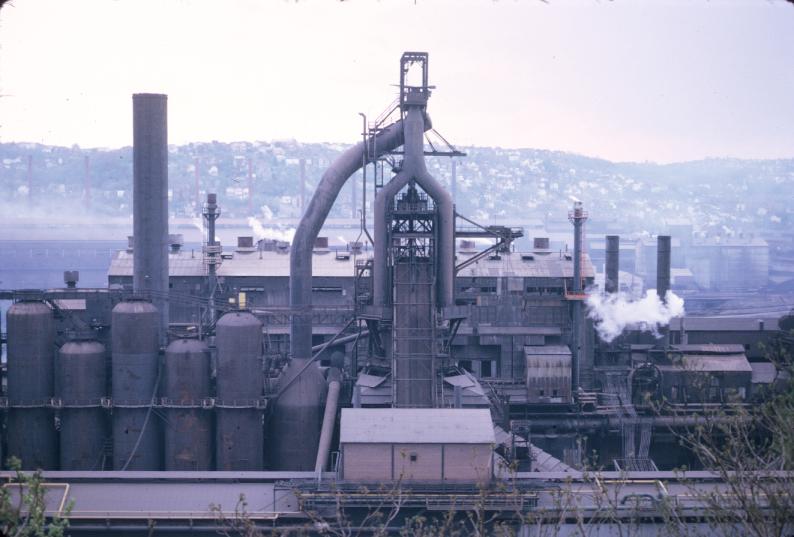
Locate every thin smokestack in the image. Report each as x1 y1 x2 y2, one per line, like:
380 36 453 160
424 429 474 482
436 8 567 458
605 235 619 294
569 201 588 391
656 235 671 303
132 93 169 344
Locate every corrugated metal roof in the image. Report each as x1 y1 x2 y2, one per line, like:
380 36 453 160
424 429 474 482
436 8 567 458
524 345 572 357
659 354 752 373
340 408 495 444
671 344 746 354
456 252 595 279
750 362 777 384
110 249 595 280
669 317 780 332
108 250 360 278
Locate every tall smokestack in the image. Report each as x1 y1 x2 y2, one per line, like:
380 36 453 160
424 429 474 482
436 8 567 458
568 201 588 392
84 155 92 210
656 235 671 302
605 235 619 294
132 93 169 344
299 158 306 215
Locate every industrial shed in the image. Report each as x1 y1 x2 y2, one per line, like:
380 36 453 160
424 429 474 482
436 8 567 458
339 408 495 482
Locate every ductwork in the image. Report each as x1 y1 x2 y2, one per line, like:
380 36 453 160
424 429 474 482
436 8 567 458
289 120 411 361
373 106 454 309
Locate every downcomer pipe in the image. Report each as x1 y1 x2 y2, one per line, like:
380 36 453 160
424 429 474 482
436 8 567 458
289 120 412 361
314 368 341 473
133 93 169 344
373 106 454 308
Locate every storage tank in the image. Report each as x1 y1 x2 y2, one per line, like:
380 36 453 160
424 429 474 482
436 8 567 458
215 311 264 470
57 336 108 470
111 298 161 470
163 338 212 470
268 357 327 470
6 299 57 469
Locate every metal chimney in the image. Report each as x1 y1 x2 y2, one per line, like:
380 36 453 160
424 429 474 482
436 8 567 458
656 235 671 302
132 93 169 344
568 201 588 392
605 235 620 294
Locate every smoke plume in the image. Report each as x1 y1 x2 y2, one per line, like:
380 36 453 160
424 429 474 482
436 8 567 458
247 216 295 242
586 289 685 342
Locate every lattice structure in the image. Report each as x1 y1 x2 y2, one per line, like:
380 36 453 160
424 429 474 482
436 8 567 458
390 185 439 408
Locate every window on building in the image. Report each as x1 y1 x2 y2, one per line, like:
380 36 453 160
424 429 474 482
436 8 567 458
481 360 493 378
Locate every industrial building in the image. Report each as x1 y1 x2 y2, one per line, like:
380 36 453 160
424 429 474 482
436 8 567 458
0 52 791 534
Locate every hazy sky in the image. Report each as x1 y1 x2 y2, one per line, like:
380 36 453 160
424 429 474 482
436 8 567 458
1 0 793 163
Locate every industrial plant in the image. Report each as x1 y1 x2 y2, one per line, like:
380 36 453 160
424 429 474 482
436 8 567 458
1 53 792 535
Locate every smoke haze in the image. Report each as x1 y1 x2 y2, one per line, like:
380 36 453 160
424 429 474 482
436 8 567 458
586 289 685 343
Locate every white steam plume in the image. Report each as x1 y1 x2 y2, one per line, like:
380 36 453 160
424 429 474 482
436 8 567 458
586 289 685 342
247 216 295 242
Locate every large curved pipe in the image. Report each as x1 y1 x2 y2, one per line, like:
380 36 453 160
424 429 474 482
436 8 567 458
373 107 454 308
289 120 407 361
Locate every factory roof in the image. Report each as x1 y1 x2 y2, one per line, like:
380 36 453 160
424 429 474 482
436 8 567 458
340 408 495 444
669 317 780 332
658 353 753 373
108 250 358 278
109 249 594 279
456 252 595 279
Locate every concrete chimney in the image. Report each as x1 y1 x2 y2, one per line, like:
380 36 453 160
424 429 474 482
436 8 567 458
656 235 671 303
605 235 620 294
132 93 169 344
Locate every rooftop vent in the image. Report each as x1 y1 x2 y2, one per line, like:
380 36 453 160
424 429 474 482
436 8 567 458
533 237 550 250
64 270 79 288
521 254 535 261
313 236 330 254
236 236 256 253
257 239 277 252
169 234 184 254
127 235 134 252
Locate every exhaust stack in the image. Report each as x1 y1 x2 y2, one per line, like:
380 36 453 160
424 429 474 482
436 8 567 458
132 93 169 344
605 235 620 294
656 235 671 302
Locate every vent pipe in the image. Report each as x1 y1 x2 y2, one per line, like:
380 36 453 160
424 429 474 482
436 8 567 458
605 235 620 294
132 93 169 344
